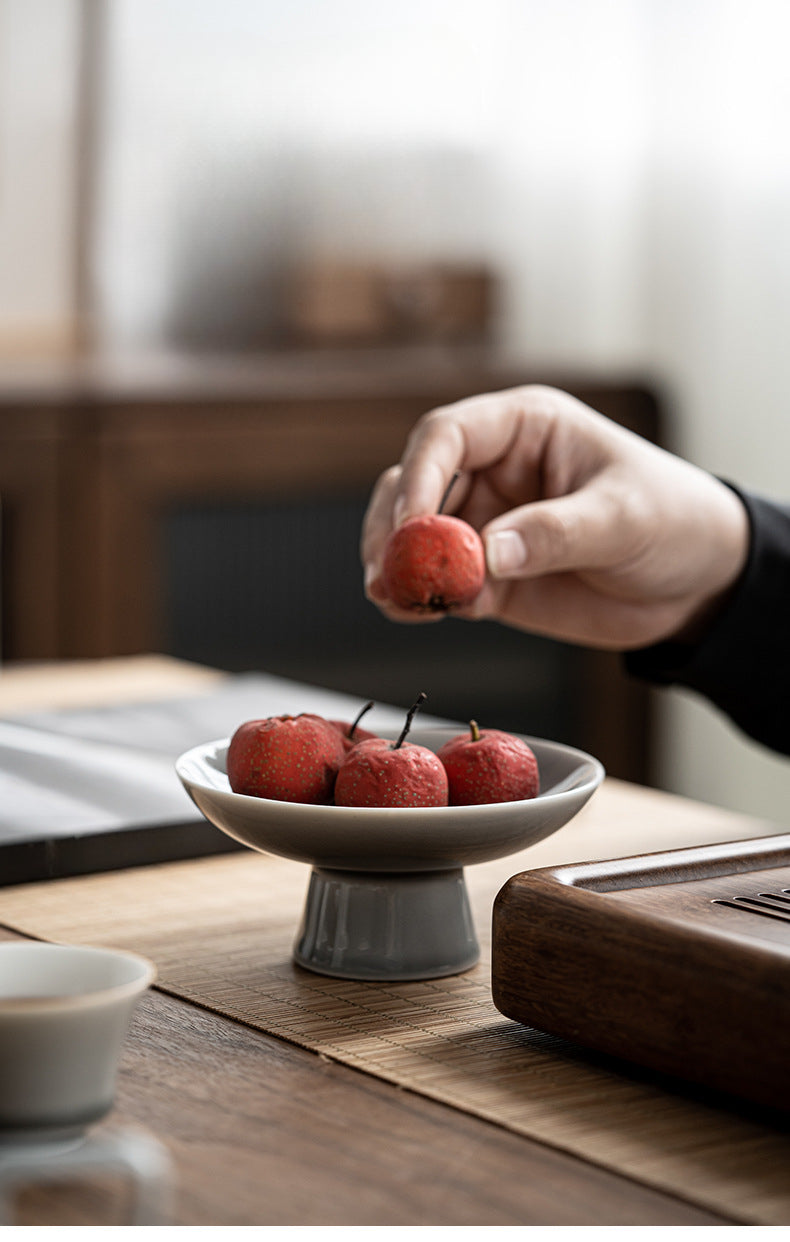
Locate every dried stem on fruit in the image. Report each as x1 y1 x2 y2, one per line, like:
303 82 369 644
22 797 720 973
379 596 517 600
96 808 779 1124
350 700 375 738
438 471 461 515
394 692 428 749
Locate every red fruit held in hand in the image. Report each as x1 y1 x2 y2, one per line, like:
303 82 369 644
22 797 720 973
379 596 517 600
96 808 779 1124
327 701 379 752
382 514 485 613
227 714 346 804
437 720 540 805
334 692 448 808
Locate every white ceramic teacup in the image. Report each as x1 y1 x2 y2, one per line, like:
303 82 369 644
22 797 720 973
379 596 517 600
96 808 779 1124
0 943 156 1139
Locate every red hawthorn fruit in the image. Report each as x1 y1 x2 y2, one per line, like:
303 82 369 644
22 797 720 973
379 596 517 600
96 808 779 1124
381 514 485 613
334 737 449 808
334 691 448 807
436 721 540 805
227 714 346 804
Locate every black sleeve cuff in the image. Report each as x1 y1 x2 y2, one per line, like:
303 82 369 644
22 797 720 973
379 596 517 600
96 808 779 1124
624 484 790 755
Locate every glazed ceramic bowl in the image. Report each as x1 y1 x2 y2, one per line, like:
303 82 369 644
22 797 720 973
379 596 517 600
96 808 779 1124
176 729 604 981
0 943 156 1139
176 729 603 871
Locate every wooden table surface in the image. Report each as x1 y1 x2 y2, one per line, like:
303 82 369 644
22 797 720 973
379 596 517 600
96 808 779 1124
0 657 781 1226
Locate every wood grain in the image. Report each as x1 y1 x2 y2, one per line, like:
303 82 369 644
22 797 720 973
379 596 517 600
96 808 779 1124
0 929 728 1226
3 838 790 1225
1 656 784 1225
492 837 790 1111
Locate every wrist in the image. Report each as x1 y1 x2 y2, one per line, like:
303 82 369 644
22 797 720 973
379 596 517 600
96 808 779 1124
669 478 750 645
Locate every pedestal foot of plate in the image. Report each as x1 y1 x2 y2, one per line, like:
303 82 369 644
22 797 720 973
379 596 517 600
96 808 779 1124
294 867 480 981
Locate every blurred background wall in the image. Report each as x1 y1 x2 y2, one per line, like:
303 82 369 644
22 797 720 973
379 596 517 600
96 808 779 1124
1 0 789 822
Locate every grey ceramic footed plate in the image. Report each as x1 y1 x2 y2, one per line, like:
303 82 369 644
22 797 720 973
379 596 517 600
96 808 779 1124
176 729 603 871
176 729 604 982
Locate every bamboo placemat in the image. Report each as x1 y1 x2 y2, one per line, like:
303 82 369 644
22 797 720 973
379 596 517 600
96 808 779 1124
1 781 788 1225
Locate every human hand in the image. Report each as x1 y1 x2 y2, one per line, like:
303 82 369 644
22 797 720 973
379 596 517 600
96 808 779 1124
362 386 749 650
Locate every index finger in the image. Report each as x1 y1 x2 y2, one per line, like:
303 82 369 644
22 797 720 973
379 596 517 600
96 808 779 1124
392 386 552 525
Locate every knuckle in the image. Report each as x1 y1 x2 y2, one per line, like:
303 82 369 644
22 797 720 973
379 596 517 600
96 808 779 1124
403 404 467 472
515 383 564 411
401 406 452 456
420 405 457 436
381 464 402 489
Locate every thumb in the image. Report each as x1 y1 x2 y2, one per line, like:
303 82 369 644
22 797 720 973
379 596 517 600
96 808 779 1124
483 489 624 580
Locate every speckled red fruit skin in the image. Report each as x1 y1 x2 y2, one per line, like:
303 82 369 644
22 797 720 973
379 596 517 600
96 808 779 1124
327 719 379 753
382 515 486 612
227 714 346 804
334 738 449 808
437 728 540 805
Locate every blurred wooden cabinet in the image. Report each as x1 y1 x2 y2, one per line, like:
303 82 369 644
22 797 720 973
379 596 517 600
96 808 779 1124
0 348 660 783
0 409 64 658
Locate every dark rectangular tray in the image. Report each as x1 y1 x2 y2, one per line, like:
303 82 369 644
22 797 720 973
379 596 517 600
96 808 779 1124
491 834 790 1110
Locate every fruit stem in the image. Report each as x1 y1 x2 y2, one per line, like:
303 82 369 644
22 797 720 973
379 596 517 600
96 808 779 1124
350 700 375 738
438 471 460 515
469 720 481 742
394 692 428 749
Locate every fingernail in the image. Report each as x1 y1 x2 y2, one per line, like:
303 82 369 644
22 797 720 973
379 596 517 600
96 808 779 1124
486 530 527 577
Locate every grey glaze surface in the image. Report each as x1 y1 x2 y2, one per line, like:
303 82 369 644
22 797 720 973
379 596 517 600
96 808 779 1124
176 729 605 874
176 730 604 980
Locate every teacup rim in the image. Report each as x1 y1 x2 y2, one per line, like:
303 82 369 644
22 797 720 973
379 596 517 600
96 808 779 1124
0 942 157 1013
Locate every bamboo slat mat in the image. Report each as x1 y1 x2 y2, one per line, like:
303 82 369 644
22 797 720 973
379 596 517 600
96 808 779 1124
2 780 789 1225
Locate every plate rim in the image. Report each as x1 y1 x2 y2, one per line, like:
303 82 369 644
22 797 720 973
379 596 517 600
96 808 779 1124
175 728 605 816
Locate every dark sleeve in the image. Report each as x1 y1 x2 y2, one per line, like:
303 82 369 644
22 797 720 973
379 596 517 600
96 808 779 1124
624 486 790 756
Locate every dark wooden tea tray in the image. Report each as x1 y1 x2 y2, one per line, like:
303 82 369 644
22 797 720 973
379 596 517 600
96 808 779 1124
491 834 790 1111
